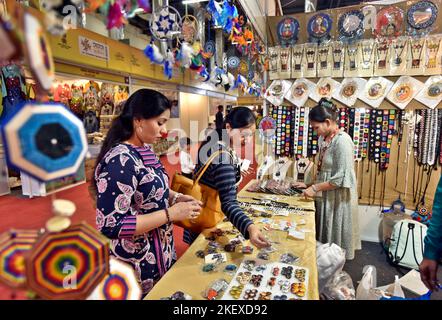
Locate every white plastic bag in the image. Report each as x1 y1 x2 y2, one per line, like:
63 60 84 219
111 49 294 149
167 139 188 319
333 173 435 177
355 265 384 300
316 242 346 293
321 271 355 300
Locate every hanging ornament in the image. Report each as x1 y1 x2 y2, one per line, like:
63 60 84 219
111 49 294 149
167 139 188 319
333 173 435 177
277 17 299 47
180 14 198 44
406 0 438 37
149 5 181 41
143 41 164 64
163 49 174 79
338 9 365 43
374 6 404 40
176 42 195 69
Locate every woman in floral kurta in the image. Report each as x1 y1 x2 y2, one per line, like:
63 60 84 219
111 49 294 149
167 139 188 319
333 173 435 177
93 89 202 297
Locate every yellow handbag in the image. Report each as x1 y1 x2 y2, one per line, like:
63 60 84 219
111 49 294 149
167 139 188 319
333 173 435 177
171 150 228 233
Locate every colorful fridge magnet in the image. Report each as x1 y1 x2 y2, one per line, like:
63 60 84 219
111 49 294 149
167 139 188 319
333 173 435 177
0 229 39 289
87 257 142 300
277 17 299 47
310 77 340 102
265 80 292 106
374 6 404 39
149 5 181 41
307 13 332 44
386 76 424 109
338 9 365 43
0 102 88 182
285 78 315 107
25 222 109 300
333 77 367 107
414 75 442 109
406 0 438 36
359 77 394 108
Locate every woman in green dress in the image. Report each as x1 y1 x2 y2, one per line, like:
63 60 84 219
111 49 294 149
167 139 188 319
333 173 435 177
295 99 361 260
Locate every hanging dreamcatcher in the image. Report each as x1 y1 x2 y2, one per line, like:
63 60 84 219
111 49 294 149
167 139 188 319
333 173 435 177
149 5 182 41
180 14 199 44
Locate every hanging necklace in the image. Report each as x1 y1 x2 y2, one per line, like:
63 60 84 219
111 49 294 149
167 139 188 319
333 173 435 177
318 46 330 69
332 43 343 70
317 127 340 172
427 109 438 166
305 47 316 70
270 49 279 72
376 40 389 69
296 159 312 181
425 38 440 69
410 38 425 69
392 38 407 66
292 46 303 71
280 47 290 72
274 158 286 178
346 43 358 71
360 41 374 69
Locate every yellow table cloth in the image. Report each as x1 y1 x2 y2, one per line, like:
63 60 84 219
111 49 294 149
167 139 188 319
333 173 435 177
145 180 319 300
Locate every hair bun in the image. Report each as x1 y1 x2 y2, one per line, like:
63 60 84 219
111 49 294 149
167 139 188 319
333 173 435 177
318 98 337 112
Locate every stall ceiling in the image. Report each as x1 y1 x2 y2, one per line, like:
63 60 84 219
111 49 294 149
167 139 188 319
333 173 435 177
281 0 368 14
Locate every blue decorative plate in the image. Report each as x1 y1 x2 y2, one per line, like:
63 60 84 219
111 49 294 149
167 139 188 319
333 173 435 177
407 0 438 30
338 10 364 41
277 17 299 46
307 13 332 42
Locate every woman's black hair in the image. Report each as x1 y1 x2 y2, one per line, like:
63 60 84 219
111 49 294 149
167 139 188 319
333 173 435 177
93 89 171 187
308 98 339 123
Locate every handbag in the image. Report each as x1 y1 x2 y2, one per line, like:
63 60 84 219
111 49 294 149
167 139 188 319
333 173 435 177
171 150 229 233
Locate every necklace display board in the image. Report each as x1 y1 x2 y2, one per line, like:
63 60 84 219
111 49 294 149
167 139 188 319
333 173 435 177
302 43 317 78
291 44 304 78
331 41 345 78
358 39 375 77
317 43 332 77
268 46 280 80
407 37 426 76
272 157 293 181
389 36 409 76
278 46 292 79
344 42 360 77
424 34 442 75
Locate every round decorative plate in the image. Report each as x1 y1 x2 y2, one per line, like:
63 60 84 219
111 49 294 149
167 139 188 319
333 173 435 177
367 82 385 100
338 10 364 40
341 81 357 98
277 17 299 45
427 81 441 98
394 84 413 102
227 56 240 70
317 81 332 97
375 6 404 38
204 40 216 54
292 82 308 98
407 1 438 30
307 13 332 40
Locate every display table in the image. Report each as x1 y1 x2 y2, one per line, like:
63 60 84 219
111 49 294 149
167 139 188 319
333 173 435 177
145 180 319 300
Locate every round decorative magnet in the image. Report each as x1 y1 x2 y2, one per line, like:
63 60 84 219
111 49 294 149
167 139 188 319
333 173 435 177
341 81 357 98
407 1 438 30
292 82 308 98
307 13 332 42
338 10 365 41
427 82 441 98
367 82 385 99
394 84 413 102
375 6 404 38
317 81 332 97
277 17 299 46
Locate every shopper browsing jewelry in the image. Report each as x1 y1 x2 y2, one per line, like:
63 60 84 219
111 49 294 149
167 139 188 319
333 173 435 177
293 99 361 260
93 89 202 297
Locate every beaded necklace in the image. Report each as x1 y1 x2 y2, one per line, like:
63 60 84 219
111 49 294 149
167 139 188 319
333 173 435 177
346 43 358 71
292 46 304 71
360 41 374 70
318 46 330 70
427 109 439 166
302 107 310 158
410 38 425 69
392 38 407 66
425 37 440 69
332 43 343 70
376 40 389 70
317 128 340 172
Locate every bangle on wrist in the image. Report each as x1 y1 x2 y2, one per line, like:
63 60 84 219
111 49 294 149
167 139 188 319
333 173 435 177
165 208 171 223
171 192 182 206
311 184 318 192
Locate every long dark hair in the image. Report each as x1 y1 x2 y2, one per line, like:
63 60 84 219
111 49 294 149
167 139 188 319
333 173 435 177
308 98 339 123
93 89 171 182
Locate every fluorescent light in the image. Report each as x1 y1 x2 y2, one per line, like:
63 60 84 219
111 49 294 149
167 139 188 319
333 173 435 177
182 0 209 5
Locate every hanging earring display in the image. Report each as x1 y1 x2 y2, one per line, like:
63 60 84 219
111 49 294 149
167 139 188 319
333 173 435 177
386 75 424 109
389 36 408 75
317 43 332 77
268 46 280 80
424 35 441 75
406 0 438 37
374 6 404 40
278 46 291 79
374 39 389 76
285 78 315 107
307 13 333 44
290 44 304 78
415 75 442 109
302 43 317 78
334 77 367 107
331 41 344 77
344 42 359 77
338 9 365 43
408 37 426 75
277 17 299 47
360 77 394 108
358 39 375 77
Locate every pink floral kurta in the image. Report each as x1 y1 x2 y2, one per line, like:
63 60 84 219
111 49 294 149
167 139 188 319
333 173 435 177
95 143 176 296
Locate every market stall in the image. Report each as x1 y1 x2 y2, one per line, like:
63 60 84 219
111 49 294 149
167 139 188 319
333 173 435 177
145 180 318 301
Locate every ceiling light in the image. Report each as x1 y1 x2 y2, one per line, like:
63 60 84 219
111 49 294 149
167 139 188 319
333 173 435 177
182 0 209 5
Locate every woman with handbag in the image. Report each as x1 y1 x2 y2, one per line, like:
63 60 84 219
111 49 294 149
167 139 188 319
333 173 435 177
93 89 202 297
183 107 270 249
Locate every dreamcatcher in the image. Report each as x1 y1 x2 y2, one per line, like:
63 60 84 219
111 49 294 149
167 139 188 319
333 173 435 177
149 5 182 42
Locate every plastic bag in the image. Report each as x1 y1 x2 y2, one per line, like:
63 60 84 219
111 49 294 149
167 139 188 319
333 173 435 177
321 271 355 300
355 265 384 300
316 242 346 293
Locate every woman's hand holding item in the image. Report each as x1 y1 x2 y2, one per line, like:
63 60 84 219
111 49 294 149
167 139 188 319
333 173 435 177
303 186 316 199
292 182 307 189
175 194 203 206
169 201 202 222
247 224 271 249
